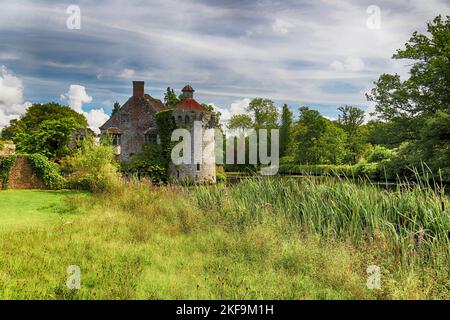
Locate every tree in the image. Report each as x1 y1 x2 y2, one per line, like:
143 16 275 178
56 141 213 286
247 98 279 129
15 118 84 158
292 107 347 164
227 114 254 133
366 15 450 176
111 101 121 116
337 106 368 163
164 87 180 107
1 103 87 140
279 104 293 157
367 15 450 123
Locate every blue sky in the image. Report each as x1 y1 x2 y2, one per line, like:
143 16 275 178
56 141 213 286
0 0 449 131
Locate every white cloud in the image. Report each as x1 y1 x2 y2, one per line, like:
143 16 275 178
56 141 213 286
66 84 93 113
272 18 294 35
119 68 135 79
331 57 365 72
0 66 30 129
214 98 251 123
84 108 110 134
63 84 109 133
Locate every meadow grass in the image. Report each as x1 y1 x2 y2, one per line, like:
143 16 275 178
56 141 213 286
0 190 87 229
0 178 448 299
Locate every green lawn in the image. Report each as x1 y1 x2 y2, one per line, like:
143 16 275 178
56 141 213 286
0 190 87 228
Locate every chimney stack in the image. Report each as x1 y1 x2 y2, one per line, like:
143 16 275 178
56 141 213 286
133 81 144 98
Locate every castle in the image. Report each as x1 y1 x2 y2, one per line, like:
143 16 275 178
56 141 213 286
99 81 217 183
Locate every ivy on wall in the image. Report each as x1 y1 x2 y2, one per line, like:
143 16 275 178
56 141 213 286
155 109 176 166
0 155 17 189
27 154 67 190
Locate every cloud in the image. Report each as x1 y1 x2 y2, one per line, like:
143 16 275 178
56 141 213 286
330 57 365 72
0 66 30 129
119 68 135 79
214 98 251 123
272 19 294 35
84 108 110 134
65 85 93 113
63 84 109 133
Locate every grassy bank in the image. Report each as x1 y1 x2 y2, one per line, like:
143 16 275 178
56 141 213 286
0 178 448 299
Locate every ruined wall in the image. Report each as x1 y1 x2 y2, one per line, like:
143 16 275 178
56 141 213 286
7 156 46 190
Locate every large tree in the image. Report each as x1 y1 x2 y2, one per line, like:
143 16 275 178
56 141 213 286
337 106 367 163
1 102 87 140
367 15 450 126
247 98 279 129
279 104 293 157
293 107 347 165
1 103 88 158
227 114 254 133
366 15 450 176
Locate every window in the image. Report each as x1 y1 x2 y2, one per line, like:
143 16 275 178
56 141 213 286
145 134 157 144
196 163 200 171
112 134 121 146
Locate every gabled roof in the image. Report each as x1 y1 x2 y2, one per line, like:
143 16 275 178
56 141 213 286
173 98 208 112
144 94 165 112
99 95 166 131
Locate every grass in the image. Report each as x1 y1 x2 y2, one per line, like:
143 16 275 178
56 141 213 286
0 178 448 299
0 190 87 228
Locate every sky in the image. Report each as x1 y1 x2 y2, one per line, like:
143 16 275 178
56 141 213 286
0 0 449 132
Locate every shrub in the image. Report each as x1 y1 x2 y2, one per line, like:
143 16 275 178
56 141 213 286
27 154 67 190
364 145 395 163
0 155 17 189
121 143 168 184
62 137 120 193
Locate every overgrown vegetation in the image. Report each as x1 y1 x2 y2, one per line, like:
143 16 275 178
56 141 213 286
27 154 67 190
0 155 17 190
62 137 120 193
0 178 447 299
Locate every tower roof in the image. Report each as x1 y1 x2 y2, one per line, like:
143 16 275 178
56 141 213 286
173 98 207 112
181 84 194 92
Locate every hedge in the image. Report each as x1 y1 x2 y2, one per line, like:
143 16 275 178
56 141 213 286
0 155 17 189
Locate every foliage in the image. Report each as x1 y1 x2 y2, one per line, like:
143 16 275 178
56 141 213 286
111 101 121 116
155 109 176 164
0 155 17 189
1 102 87 140
62 137 120 193
337 106 369 163
27 154 67 190
292 107 348 164
247 98 279 129
227 114 253 132
279 104 293 157
164 87 180 107
364 145 395 163
122 143 168 183
15 118 84 158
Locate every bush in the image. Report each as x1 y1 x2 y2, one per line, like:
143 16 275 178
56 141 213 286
0 155 17 189
62 138 120 193
364 145 395 163
121 143 168 184
27 154 67 189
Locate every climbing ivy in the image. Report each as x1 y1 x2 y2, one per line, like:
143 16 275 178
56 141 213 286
155 109 176 165
27 154 67 190
0 155 17 189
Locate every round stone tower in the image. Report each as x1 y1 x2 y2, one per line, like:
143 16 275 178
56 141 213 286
169 85 217 183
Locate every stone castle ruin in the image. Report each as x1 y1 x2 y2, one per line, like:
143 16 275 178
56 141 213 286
100 81 217 183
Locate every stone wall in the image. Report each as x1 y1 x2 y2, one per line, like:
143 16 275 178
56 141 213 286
7 156 46 190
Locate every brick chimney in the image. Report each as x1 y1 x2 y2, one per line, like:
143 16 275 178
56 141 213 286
133 81 144 98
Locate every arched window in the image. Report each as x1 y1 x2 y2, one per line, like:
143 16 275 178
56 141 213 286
178 115 183 123
185 115 190 125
